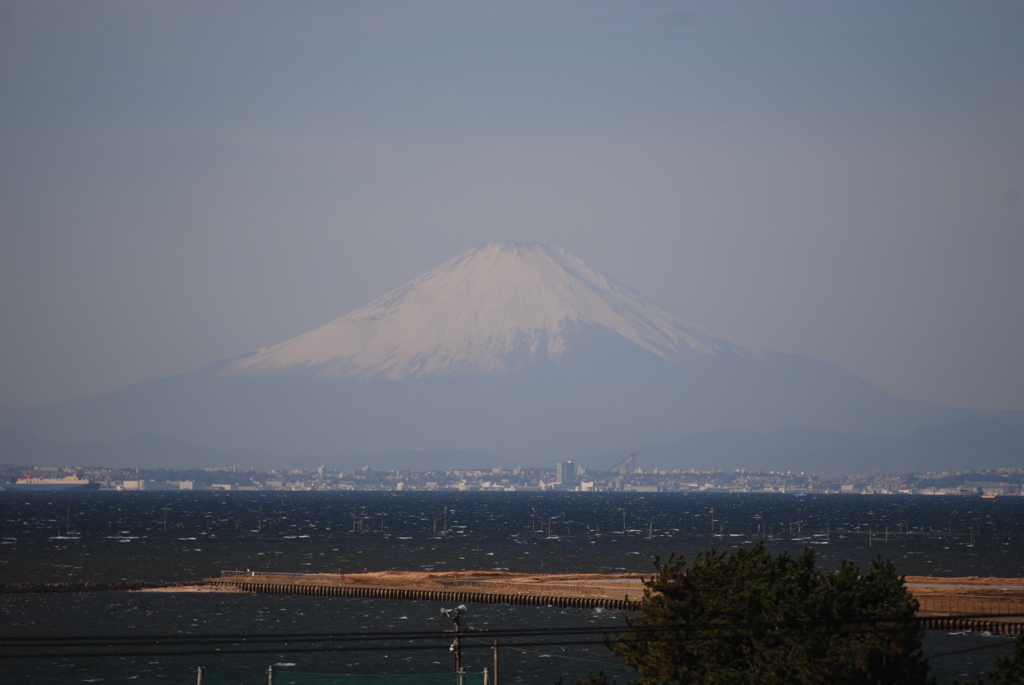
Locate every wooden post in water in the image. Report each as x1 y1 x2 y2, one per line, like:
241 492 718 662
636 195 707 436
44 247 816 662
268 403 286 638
196 666 203 685
267 664 274 685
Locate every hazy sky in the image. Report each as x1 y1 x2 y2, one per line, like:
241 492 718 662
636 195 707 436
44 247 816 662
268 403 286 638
1 1 1022 413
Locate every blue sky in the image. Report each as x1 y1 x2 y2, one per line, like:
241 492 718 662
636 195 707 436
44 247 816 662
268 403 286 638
1 1 1022 412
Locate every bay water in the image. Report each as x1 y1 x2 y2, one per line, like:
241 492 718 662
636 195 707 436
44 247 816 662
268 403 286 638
3 491 1022 683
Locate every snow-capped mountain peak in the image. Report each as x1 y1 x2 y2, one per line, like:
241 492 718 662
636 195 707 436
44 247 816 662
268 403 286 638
224 241 756 380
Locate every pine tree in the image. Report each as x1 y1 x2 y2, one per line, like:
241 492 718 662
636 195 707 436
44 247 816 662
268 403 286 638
608 542 934 685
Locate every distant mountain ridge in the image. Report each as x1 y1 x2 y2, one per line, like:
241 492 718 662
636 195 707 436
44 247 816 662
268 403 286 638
0 241 1018 470
579 416 1024 475
0 429 510 472
3 416 1022 475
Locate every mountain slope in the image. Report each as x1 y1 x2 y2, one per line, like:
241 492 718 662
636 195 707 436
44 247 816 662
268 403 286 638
0 241 1002 466
224 241 758 380
579 417 1024 475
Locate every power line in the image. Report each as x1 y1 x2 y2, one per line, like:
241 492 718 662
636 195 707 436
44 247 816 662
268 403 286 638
14 610 1012 647
925 638 1019 661
5 627 991 661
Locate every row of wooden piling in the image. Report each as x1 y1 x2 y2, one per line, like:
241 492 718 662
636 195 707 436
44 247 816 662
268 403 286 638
220 580 639 611
919 616 1024 636
218 580 1024 636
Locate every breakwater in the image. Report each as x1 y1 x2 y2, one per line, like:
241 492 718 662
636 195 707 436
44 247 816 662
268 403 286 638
209 577 638 610
0 581 203 593
208 573 1024 636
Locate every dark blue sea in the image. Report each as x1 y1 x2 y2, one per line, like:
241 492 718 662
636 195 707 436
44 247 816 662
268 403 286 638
2 491 1022 683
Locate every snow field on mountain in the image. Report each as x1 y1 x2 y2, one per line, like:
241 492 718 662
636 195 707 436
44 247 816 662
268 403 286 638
225 241 753 380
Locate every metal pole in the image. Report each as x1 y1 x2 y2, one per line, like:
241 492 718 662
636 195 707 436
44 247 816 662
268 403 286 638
493 640 499 685
454 612 462 672
267 664 274 685
484 667 490 685
196 666 203 685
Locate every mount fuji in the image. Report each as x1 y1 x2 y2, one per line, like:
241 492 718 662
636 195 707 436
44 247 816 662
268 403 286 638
0 241 1011 469
224 241 758 381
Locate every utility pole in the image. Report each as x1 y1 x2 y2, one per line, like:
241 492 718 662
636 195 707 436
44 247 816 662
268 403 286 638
493 640 500 685
442 605 467 673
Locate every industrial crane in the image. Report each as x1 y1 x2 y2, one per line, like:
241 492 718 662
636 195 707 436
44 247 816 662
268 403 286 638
606 452 637 479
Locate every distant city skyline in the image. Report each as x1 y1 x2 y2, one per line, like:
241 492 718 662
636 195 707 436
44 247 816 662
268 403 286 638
1 2 1022 413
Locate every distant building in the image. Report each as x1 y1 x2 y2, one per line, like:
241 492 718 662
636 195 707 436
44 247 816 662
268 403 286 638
556 461 575 486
